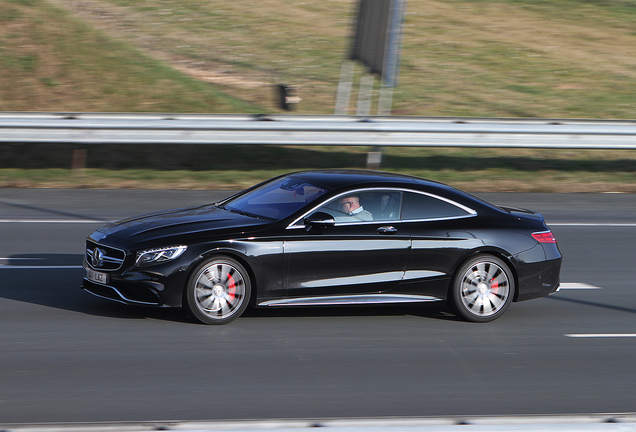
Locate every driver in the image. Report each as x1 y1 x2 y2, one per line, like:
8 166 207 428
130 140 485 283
337 196 373 221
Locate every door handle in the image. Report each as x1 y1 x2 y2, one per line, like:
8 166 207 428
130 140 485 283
377 226 398 234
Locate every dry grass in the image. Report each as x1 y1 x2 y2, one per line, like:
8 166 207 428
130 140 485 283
37 0 636 118
2 170 635 193
3 0 636 116
0 0 258 112
1 0 636 191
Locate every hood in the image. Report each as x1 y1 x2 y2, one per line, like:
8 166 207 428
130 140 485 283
96 205 272 244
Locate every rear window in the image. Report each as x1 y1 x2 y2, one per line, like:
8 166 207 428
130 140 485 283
401 192 471 220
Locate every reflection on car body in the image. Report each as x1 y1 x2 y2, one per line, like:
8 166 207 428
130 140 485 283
82 170 562 324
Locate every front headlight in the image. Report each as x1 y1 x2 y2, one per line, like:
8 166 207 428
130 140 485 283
135 245 187 267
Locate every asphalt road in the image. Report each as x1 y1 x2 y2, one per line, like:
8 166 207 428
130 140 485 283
1 189 635 424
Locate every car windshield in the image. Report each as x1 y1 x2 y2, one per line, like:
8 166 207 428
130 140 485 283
222 176 330 220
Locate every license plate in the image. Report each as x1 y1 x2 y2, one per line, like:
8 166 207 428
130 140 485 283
87 269 109 285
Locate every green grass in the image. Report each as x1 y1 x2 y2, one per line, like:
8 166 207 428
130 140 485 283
0 0 259 112
1 145 635 192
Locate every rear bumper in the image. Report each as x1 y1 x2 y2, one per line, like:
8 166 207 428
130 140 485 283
514 257 562 302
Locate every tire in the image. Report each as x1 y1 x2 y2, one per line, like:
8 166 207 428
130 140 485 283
184 256 251 325
449 254 514 323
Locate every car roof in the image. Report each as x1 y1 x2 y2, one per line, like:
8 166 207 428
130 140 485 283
288 169 423 189
286 169 500 213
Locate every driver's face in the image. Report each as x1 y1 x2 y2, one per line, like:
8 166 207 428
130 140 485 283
339 197 359 211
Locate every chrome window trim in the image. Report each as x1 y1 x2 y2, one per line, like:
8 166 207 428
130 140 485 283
287 187 477 230
404 190 477 217
398 213 477 224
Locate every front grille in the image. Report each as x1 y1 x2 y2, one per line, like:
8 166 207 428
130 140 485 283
86 240 126 271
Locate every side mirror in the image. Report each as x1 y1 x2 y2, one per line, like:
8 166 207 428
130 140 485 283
304 212 335 232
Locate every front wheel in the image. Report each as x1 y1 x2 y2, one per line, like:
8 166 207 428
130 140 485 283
184 256 251 325
450 255 514 323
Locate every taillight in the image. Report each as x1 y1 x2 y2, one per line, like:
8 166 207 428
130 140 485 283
532 231 557 244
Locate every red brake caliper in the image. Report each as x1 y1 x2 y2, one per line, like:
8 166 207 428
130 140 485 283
490 278 499 295
227 274 236 301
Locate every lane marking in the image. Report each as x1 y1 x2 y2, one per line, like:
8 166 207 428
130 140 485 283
0 258 83 269
0 219 107 223
559 283 601 290
0 265 83 269
0 257 41 260
566 334 636 338
0 260 608 292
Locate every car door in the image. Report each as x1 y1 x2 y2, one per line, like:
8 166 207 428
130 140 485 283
283 189 411 298
396 191 483 296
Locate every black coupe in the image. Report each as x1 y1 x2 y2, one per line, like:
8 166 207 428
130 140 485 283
82 170 562 324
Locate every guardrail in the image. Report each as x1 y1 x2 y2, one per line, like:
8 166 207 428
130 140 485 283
1 112 636 149
2 414 636 432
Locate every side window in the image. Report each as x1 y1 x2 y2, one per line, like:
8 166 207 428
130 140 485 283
308 190 402 224
401 192 471 220
358 191 401 222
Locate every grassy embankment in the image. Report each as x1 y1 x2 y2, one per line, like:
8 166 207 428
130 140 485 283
1 0 635 191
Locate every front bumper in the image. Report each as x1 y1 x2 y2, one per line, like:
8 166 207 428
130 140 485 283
82 257 189 308
82 272 165 306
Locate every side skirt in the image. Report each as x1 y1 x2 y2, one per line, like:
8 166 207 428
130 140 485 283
258 294 442 307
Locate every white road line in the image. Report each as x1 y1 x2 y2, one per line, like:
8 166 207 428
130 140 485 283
0 257 41 260
0 258 83 269
559 283 601 290
0 219 106 223
0 265 83 269
565 334 636 338
0 260 609 293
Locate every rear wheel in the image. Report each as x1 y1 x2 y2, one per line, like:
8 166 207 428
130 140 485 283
184 256 251 325
450 254 514 323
